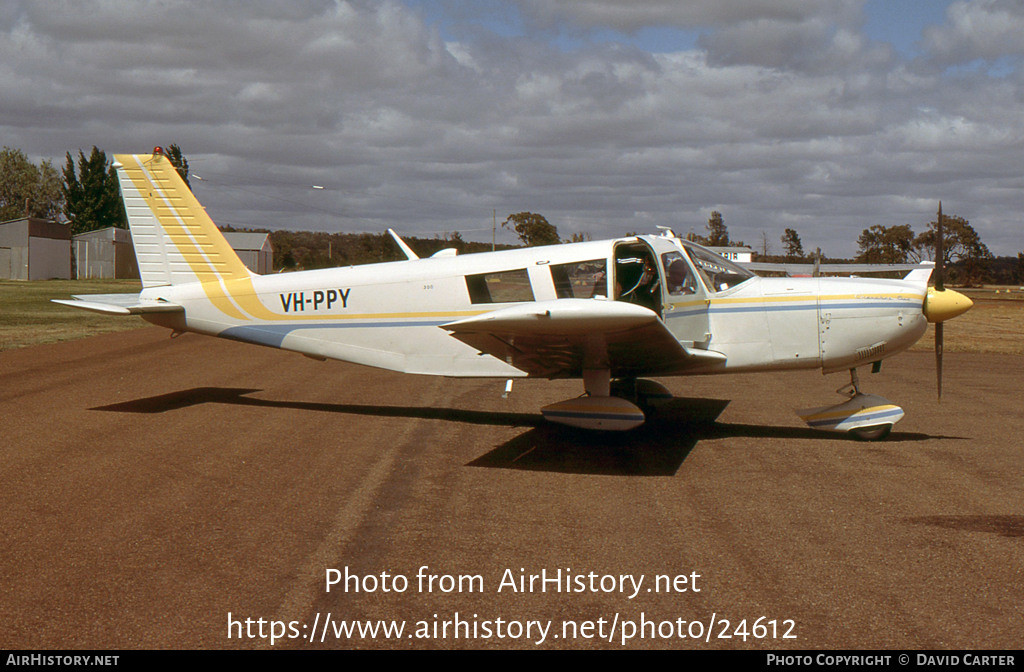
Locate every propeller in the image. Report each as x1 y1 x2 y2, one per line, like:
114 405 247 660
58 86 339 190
935 202 944 401
921 202 972 401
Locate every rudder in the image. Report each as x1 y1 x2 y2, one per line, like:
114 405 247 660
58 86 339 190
114 150 251 288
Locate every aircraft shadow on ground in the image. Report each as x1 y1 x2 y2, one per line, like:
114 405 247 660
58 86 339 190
467 398 955 476
94 388 961 477
904 515 1024 538
92 386 542 427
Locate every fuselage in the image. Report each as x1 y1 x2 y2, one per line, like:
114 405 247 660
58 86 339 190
138 235 930 380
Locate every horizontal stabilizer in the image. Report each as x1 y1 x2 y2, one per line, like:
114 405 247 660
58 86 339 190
52 293 183 316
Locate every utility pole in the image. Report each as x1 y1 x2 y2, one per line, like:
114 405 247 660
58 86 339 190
493 209 496 251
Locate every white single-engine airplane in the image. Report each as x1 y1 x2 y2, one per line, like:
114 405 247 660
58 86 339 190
56 149 974 438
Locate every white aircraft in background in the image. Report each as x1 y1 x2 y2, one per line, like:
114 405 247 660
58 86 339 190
55 149 973 439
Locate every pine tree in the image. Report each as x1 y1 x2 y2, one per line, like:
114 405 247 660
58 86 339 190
781 228 805 260
63 147 127 235
705 211 729 246
165 144 190 190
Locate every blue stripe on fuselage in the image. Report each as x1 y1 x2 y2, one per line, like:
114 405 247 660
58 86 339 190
220 320 451 348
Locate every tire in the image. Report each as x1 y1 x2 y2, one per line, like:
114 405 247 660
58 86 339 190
850 424 892 441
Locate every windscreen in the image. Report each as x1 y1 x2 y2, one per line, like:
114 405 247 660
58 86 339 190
683 244 754 293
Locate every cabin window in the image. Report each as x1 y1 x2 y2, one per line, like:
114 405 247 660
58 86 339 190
551 259 607 299
465 269 535 304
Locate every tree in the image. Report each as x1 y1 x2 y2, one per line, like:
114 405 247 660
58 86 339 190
911 214 990 264
502 212 560 247
165 144 190 190
705 210 729 246
856 224 915 264
63 147 127 235
758 231 772 257
781 228 804 260
0 147 63 222
912 213 991 285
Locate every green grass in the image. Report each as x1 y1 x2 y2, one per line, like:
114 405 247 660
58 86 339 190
0 279 148 351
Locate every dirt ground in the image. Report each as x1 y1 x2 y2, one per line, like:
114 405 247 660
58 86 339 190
1 326 1021 650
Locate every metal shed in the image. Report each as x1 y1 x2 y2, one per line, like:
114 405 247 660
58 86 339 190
73 227 140 279
0 218 72 280
222 232 273 275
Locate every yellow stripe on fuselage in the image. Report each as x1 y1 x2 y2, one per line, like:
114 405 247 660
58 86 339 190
668 292 925 311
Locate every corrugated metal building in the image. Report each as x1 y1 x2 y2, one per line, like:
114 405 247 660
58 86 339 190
68 228 274 280
0 218 72 280
223 232 273 275
73 227 140 279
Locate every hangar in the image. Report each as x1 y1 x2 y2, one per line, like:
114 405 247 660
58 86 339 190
222 232 273 274
67 228 274 279
0 218 72 280
73 227 139 279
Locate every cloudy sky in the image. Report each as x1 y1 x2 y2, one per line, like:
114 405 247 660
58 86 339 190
2 0 1022 256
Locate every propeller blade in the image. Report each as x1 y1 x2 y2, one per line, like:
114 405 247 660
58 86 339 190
935 202 945 292
934 202 946 400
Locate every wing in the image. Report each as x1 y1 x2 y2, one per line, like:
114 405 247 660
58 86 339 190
744 261 928 277
52 293 183 316
443 299 725 379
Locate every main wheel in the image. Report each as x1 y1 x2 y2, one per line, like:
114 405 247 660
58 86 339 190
850 424 892 441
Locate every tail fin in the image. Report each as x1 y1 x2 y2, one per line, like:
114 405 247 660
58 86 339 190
114 151 251 288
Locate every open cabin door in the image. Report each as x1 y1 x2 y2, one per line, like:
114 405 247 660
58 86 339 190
653 238 712 347
612 238 664 317
611 236 711 347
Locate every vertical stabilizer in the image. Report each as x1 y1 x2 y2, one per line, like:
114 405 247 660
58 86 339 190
114 152 251 287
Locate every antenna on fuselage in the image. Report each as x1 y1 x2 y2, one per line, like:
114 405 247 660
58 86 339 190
387 229 420 261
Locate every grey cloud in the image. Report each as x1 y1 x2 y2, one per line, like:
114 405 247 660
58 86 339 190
0 0 1021 256
921 0 1024 65
510 0 863 31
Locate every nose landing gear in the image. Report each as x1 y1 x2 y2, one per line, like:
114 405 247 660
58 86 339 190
797 368 904 441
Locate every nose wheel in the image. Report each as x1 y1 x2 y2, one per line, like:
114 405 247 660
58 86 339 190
797 368 903 441
849 424 892 441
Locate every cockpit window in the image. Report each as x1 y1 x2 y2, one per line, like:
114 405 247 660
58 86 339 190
661 252 698 295
683 244 754 293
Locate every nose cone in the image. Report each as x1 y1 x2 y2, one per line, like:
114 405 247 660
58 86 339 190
923 288 973 323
